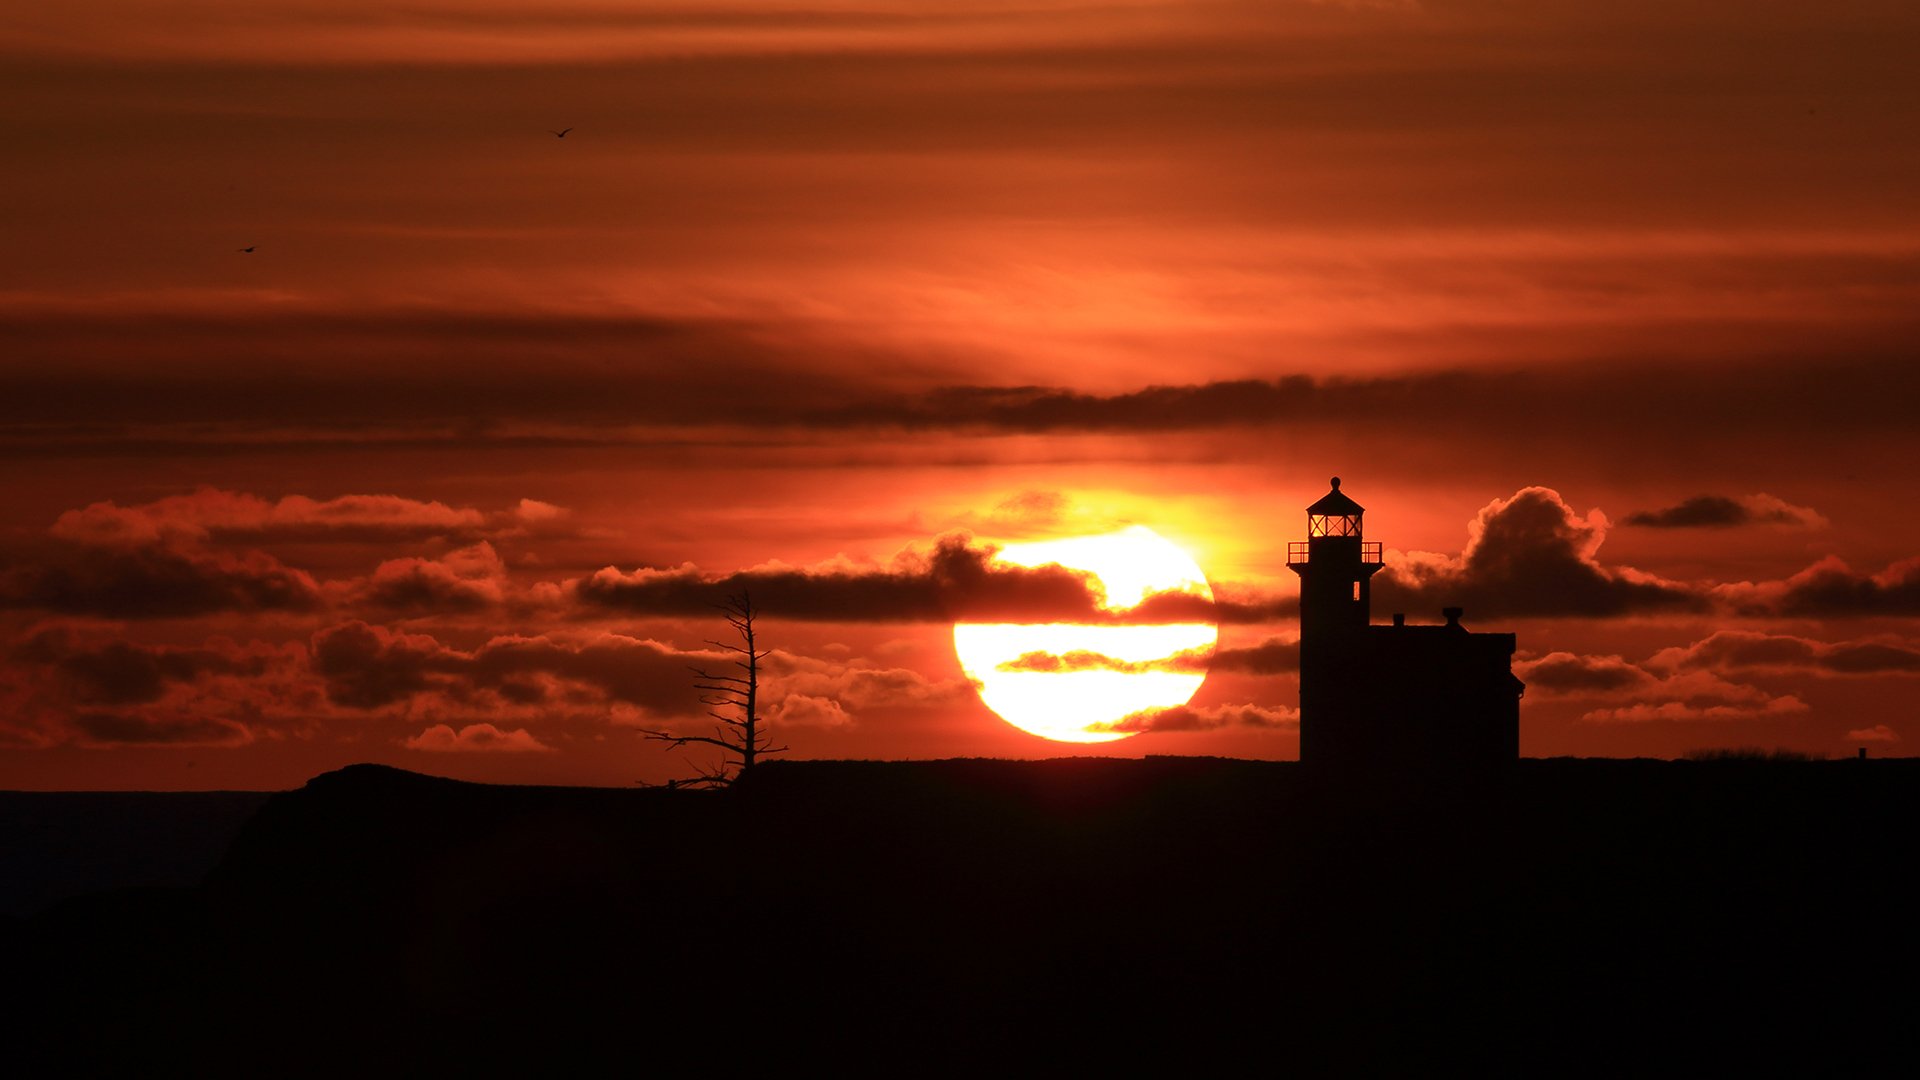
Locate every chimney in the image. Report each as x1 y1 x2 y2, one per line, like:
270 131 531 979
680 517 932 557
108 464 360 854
1391 613 1405 627
1442 606 1463 628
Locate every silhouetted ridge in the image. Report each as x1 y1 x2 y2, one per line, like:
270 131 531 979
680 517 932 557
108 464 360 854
9 757 1919 1073
210 761 709 899
300 760 475 791
0 789 270 916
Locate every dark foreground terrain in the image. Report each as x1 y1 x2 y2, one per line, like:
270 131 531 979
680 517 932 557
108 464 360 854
1 790 270 918
6 757 1918 1072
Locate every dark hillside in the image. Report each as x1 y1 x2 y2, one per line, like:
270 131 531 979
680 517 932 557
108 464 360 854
7 757 1917 1072
0 790 270 916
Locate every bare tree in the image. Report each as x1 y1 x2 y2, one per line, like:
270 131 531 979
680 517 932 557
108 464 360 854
640 592 787 787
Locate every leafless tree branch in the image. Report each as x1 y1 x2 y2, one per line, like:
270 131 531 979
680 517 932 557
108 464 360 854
638 591 785 788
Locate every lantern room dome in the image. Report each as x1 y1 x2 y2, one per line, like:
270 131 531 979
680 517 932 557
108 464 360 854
1307 477 1366 538
1307 476 1365 517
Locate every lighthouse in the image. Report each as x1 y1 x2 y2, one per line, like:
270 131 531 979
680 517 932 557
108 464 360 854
1287 478 1523 769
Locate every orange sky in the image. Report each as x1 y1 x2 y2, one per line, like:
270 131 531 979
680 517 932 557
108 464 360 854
3 1 1919 787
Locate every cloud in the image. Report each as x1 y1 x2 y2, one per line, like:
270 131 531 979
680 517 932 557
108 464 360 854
307 624 958 726
1516 630 1920 727
1513 652 1653 694
764 694 853 728
353 542 508 614
50 489 490 547
1375 487 1700 619
508 499 568 525
0 544 323 618
1581 697 1809 724
986 641 1295 675
983 490 1071 531
12 335 1920 465
68 710 255 747
404 723 552 752
1717 556 1920 617
763 651 975 715
0 312 875 442
1647 631 1920 676
1132 585 1297 625
1624 494 1825 530
605 649 962 746
309 621 713 715
310 622 460 709
1847 724 1900 743
1514 645 1811 725
299 624 970 752
805 356 1920 442
14 626 271 705
2 1 1261 65
469 634 718 715
1092 702 1299 733
307 616 984 734
994 649 1200 675
2 623 309 747
0 491 574 621
1207 637 1300 674
574 532 1114 624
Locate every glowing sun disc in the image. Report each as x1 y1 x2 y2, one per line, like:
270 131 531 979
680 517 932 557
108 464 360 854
953 525 1217 743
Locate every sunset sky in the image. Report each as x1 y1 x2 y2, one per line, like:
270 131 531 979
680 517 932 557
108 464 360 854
4 1 1918 788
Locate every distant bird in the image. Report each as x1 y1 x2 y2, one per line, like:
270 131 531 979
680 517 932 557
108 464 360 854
237 246 255 253
550 127 573 138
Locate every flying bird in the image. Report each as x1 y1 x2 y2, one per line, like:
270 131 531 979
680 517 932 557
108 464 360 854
550 127 573 138
237 246 255 253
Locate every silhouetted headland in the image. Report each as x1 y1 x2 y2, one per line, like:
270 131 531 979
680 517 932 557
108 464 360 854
0 789 269 917
9 755 1917 1071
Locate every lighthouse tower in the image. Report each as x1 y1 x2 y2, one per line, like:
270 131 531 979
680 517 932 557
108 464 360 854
1286 477 1523 770
1286 478 1384 766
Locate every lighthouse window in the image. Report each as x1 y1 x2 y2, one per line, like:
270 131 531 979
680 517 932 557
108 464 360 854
1352 582 1361 602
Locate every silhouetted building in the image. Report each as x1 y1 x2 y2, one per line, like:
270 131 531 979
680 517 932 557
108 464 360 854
1287 478 1522 769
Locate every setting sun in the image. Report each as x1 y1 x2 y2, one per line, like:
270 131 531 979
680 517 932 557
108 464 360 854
953 525 1217 742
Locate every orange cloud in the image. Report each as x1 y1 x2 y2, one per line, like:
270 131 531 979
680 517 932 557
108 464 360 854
1377 487 1699 619
1717 557 1920 617
1623 494 1826 530
1092 702 1298 734
50 489 489 547
0 545 322 619
404 723 552 753
1647 632 1920 677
